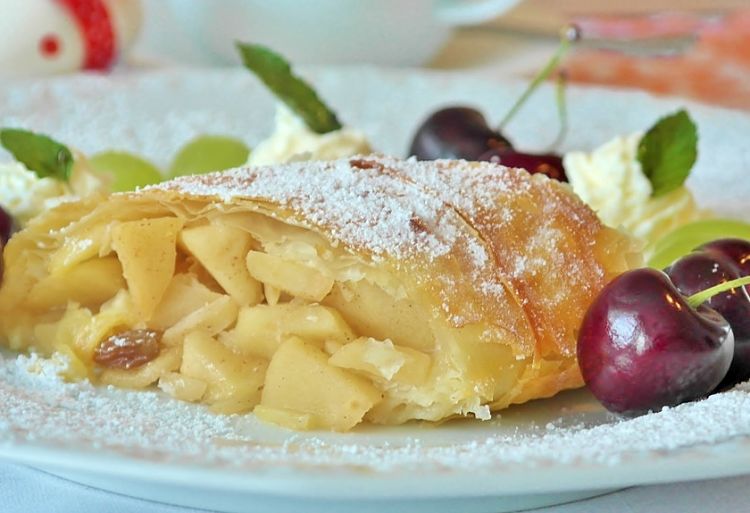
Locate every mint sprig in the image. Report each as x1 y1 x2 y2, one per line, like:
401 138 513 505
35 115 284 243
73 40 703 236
0 128 73 182
637 109 698 197
236 43 342 134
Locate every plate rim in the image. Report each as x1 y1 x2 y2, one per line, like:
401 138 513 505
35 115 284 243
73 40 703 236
2 434 750 499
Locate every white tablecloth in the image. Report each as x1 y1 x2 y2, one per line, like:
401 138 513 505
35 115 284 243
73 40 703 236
1 462 748 513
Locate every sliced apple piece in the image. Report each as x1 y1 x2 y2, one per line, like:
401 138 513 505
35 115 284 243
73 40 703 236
253 405 315 431
179 223 263 306
222 303 356 359
26 256 125 310
324 340 344 356
209 397 262 415
180 330 267 407
150 273 224 330
246 251 333 302
47 222 109 273
261 337 382 431
158 372 208 402
111 217 183 320
38 305 95 378
162 295 238 346
264 283 281 306
323 280 435 352
329 337 432 386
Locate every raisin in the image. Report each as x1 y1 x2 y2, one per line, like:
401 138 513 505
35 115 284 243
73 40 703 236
94 329 162 370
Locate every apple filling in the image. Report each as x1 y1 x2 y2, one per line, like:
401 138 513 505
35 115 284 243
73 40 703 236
5 209 538 431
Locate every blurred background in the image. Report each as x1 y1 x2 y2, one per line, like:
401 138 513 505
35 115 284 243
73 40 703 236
1 0 749 109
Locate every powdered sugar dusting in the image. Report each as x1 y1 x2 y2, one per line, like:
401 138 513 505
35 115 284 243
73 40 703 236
2 351 750 473
150 158 462 261
1 352 237 455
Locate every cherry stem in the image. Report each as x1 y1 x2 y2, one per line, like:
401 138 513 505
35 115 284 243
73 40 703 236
687 276 750 309
549 70 568 149
498 24 580 133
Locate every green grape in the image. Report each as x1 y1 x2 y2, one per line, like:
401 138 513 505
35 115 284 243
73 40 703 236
168 136 250 178
88 151 163 192
647 218 750 269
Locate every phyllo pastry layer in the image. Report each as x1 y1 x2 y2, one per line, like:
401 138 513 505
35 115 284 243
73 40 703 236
0 156 637 430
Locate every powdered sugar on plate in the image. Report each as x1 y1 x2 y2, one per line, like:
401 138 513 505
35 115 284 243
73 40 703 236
2 350 749 474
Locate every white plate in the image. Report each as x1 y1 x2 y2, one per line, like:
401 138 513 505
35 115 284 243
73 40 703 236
1 68 750 513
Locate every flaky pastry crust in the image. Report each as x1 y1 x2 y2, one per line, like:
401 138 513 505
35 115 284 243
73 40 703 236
0 156 638 429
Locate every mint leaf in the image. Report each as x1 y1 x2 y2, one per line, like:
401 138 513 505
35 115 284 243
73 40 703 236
236 43 341 134
0 128 73 182
637 109 698 197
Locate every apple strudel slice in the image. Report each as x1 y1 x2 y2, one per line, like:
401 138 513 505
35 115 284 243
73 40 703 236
0 156 637 431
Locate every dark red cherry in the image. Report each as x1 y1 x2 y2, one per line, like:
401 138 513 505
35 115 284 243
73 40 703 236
408 107 511 161
578 268 734 415
408 26 580 162
699 238 750 277
0 204 14 246
668 241 750 387
478 148 567 181
0 205 17 283
666 251 750 344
